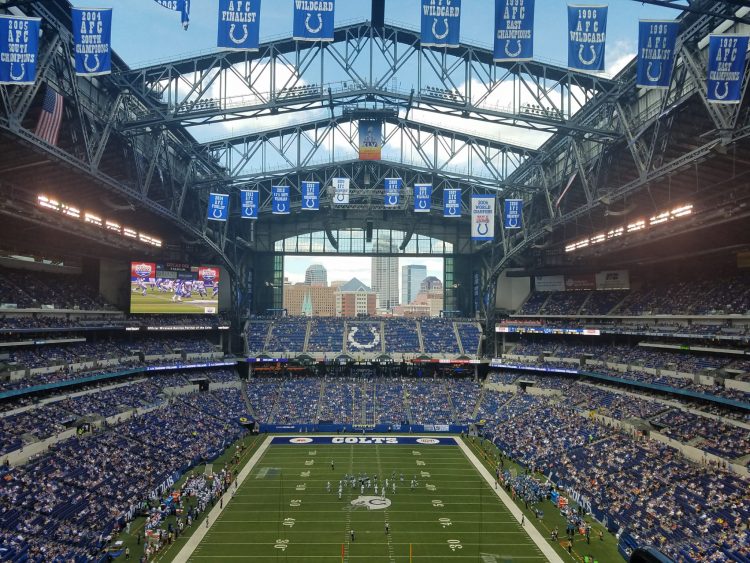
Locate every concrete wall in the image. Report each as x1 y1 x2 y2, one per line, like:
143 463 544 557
495 270 531 312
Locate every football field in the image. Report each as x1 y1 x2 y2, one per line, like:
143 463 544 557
178 436 558 562
130 286 218 314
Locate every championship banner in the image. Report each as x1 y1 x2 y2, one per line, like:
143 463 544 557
636 20 679 89
0 15 41 85
293 0 335 42
217 0 261 50
207 193 230 222
240 190 259 219
72 8 112 76
153 0 190 30
707 35 750 104
494 0 534 62
384 178 402 208
421 0 461 48
443 188 461 218
414 184 432 213
503 199 523 229
471 195 495 242
301 181 320 211
272 186 290 215
358 120 382 161
568 5 607 71
332 177 350 205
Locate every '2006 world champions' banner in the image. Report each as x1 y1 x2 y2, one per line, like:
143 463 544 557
217 0 261 50
568 4 607 71
471 195 495 242
421 0 461 48
72 8 112 76
0 15 41 85
637 20 679 89
293 0 335 42
707 35 750 104
494 0 534 62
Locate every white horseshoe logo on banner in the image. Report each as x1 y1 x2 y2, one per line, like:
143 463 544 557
305 197 316 209
477 223 489 236
645 61 663 83
229 23 249 45
243 207 254 217
506 216 519 228
9 63 25 82
83 54 101 73
504 39 522 58
713 81 730 101
305 13 323 34
387 195 399 206
276 203 287 213
446 205 458 216
418 199 428 209
432 18 450 41
212 207 225 219
578 44 598 66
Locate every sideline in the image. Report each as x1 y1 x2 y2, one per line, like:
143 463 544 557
456 437 565 563
172 435 273 563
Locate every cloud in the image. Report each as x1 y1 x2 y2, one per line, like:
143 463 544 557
606 39 637 77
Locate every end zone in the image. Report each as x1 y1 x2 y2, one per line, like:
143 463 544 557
271 435 458 445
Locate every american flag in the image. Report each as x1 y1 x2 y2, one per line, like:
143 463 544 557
35 86 64 146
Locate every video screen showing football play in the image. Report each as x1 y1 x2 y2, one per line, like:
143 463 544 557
0 1 749 563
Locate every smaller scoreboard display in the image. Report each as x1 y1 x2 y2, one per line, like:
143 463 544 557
130 262 220 314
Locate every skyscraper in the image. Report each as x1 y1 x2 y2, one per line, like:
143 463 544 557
304 264 328 286
372 241 399 311
402 264 427 305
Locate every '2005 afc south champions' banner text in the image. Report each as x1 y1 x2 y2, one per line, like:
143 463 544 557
494 0 534 62
0 15 41 85
421 0 461 48
72 8 112 76
218 0 261 50
568 5 607 71
294 0 335 41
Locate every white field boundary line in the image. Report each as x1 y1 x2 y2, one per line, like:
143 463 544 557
456 438 565 563
172 435 273 563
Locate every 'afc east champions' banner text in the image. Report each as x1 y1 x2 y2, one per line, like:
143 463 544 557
503 199 523 229
421 0 461 48
707 35 750 104
72 8 112 76
384 178 402 208
218 0 261 50
0 15 41 85
444 188 461 218
207 193 229 221
637 20 679 89
471 195 495 241
301 181 320 211
494 0 534 62
293 0 335 41
359 120 382 161
240 190 259 219
272 185 290 214
332 177 350 205
414 184 432 213
568 5 607 71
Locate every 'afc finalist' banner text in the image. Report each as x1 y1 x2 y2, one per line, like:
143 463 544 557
218 0 261 50
444 188 461 217
568 5 607 71
272 186 290 214
0 15 41 85
503 199 523 229
207 193 230 221
72 8 112 76
154 0 190 30
301 181 320 211
637 20 679 89
384 178 402 208
494 0 534 62
293 0 335 42
414 184 432 213
707 35 750 104
332 177 350 205
421 0 461 48
240 190 259 219
471 195 495 241
359 120 382 161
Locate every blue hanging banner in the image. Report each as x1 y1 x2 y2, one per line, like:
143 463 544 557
240 190 259 219
421 0 461 48
503 199 523 229
272 186 291 215
0 15 41 85
707 35 750 104
443 188 461 218
207 193 230 222
636 20 679 89
384 178 402 208
414 184 432 213
568 5 607 71
153 0 190 30
218 0 261 50
494 0 534 62
293 0 335 42
301 181 320 211
72 8 112 76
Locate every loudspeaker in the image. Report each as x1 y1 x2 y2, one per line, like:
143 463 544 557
372 0 385 28
366 221 373 242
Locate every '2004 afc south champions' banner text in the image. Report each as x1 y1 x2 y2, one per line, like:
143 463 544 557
294 0 335 41
218 0 261 50
494 0 534 62
72 8 112 76
207 193 230 221
421 0 461 48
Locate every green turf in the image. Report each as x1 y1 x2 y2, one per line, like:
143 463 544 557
130 285 218 314
188 439 550 562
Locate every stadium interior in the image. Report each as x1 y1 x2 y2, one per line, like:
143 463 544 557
0 0 749 562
